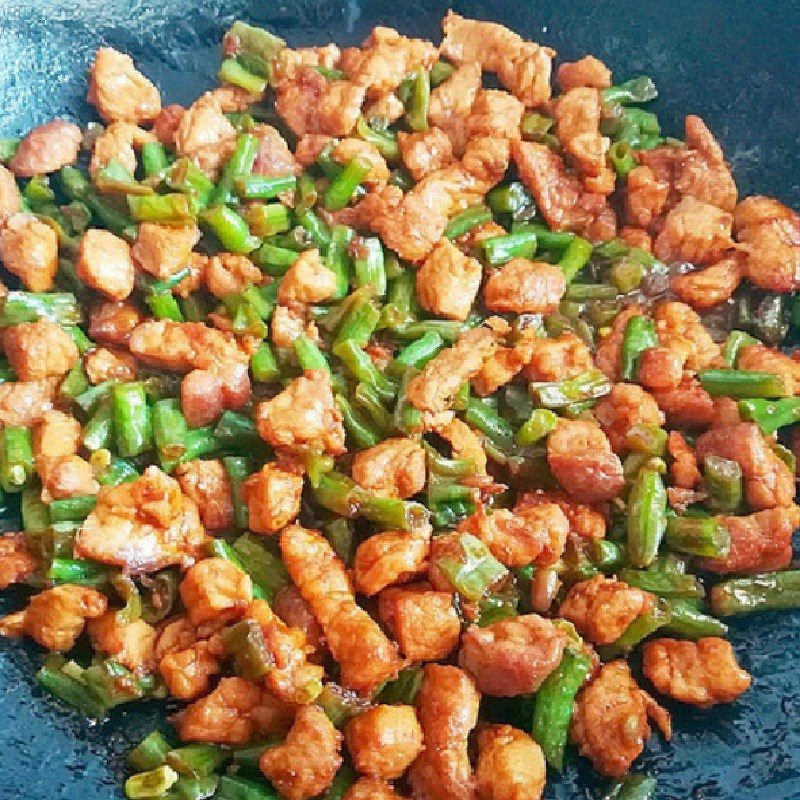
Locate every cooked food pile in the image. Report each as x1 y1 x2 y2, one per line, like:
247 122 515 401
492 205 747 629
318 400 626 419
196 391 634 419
1 11 799 800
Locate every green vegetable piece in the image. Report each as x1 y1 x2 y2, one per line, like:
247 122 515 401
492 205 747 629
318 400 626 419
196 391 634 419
223 457 251 529
352 236 387 296
665 515 731 558
702 455 743 512
0 291 81 327
0 426 34 492
404 67 430 131
219 58 268 93
601 774 657 800
738 397 800 434
662 599 728 640
603 76 658 105
129 731 171 772
529 368 612 409
201 205 261 253
620 315 657 381
324 156 372 211
166 744 227 779
516 408 557 446
558 236 593 283
436 532 508 601
531 647 592 770
481 229 537 265
215 774 279 800
711 570 800 616
627 468 667 568
722 329 759 367
379 665 424 705
233 533 290 602
125 765 179 799
618 567 704 599
49 495 97 523
698 368 788 398
444 205 492 240
111 382 153 458
250 341 281 382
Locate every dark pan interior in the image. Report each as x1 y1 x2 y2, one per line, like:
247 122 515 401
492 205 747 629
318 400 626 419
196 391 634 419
1 0 799 797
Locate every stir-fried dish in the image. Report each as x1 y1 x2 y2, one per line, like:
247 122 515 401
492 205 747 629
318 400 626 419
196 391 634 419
1 12 800 800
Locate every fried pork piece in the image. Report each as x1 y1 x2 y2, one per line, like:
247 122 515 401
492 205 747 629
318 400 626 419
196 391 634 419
156 617 223 701
699 506 800 573
440 12 554 109
341 26 437 96
256 370 346 456
459 504 569 568
0 212 58 291
378 582 461 661
175 460 234 531
331 138 390 185
594 306 642 381
554 87 611 185
179 558 252 626
351 437 426 499
84 346 138 384
483 259 566 314
0 164 21 219
670 256 742 310
180 364 250 428
260 704 343 800
407 664 480 800
175 677 292 745
428 62 482 155
0 585 107 652
74 465 207 572
594 383 664 455
40 455 98 503
0 534 38 590
87 47 161 124
87 612 156 672
415 238 482 321
280 525 404 693
345 704 424 779
343 778 406 800
252 123 301 177
523 331 594 382
128 320 249 372
734 195 800 292
7 119 82 177
651 376 716 429
89 300 143 347
0 378 58 428
466 89 524 140
559 576 654 646
472 346 529 396
152 103 185 146
557 55 612 91
512 140 616 242
571 660 670 778
696 422 795 510
174 90 238 177
435 417 488 474
131 223 200 280
515 490 607 540
653 196 734 265
272 584 327 664
624 165 670 229
201 252 264 298
643 637 751 707
242 463 304 534
277 249 338 305
654 301 722 373
738 343 800 394
459 615 566 697
245 599 325 704
475 724 547 800
547 420 624 503
668 431 701 489
407 326 499 413
399 128 455 181
90 122 157 175
275 66 366 138
4 319 79 382
353 528 431 596
76 228 135 301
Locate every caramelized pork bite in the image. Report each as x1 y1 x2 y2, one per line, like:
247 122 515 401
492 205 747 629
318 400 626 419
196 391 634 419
260 704 343 800
87 47 161 124
559 576 655 646
407 664 480 800
458 615 567 697
0 585 107 652
572 660 670 777
642 637 751 707
476 724 547 800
